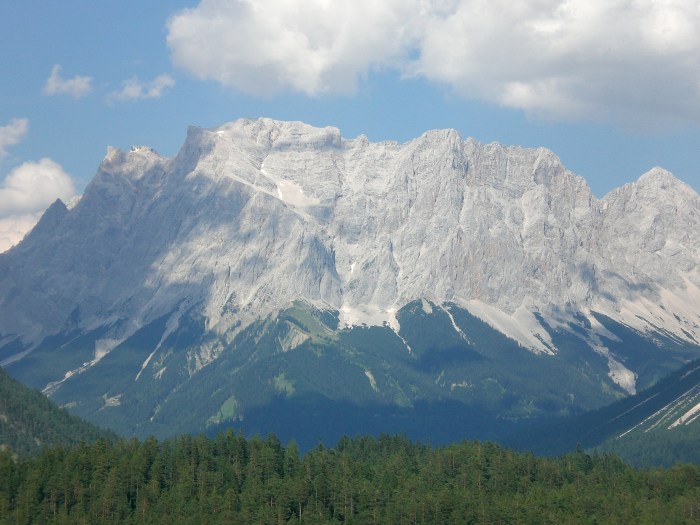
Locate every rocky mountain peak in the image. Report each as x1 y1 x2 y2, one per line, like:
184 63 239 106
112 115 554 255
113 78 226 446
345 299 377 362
1 118 699 391
2 118 700 443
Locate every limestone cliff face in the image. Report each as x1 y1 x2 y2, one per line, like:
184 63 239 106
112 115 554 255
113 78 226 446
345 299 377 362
1 119 699 385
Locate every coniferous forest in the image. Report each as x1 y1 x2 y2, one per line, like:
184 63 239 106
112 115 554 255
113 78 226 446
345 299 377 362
2 431 700 524
0 367 112 456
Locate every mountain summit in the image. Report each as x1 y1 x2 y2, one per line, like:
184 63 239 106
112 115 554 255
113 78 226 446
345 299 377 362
1 119 699 444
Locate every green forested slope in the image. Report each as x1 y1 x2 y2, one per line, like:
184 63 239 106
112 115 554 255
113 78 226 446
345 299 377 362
0 367 112 456
2 432 700 524
506 356 700 465
598 424 700 468
11 302 699 449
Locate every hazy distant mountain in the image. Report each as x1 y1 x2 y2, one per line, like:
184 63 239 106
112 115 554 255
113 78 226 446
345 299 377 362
1 118 699 446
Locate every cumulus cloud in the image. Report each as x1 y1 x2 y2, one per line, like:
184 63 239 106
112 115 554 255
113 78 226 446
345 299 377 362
0 158 76 217
43 64 93 98
108 74 175 103
0 213 42 253
0 158 77 252
167 0 700 126
167 0 422 95
0 118 29 159
412 0 700 125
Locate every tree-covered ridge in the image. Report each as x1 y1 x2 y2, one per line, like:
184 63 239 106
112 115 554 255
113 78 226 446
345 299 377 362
0 367 112 456
597 423 700 469
2 432 700 524
505 355 700 467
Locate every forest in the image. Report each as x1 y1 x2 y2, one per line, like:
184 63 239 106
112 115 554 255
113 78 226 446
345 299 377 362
2 431 700 524
0 367 111 456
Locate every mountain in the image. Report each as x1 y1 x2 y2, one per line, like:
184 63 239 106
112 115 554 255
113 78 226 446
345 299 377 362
506 355 700 467
596 357 700 467
1 118 699 446
0 366 111 455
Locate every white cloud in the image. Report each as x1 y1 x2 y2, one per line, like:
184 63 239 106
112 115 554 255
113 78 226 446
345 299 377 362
411 0 700 126
167 0 422 96
0 213 41 253
0 158 77 217
108 74 175 103
43 64 93 99
0 158 78 253
0 118 29 159
167 0 700 126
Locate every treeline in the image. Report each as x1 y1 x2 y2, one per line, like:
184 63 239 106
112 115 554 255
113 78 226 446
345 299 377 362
2 432 700 524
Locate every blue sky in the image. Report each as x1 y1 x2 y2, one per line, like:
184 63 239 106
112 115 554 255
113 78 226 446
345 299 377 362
1 0 700 250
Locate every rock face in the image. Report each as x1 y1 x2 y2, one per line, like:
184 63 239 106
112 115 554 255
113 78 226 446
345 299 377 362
1 118 699 443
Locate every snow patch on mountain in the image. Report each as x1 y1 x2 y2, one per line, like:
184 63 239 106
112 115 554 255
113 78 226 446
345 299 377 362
339 303 400 332
276 180 321 208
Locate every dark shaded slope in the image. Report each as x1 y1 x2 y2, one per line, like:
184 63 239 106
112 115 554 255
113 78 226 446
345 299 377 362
505 356 700 463
0 367 114 455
